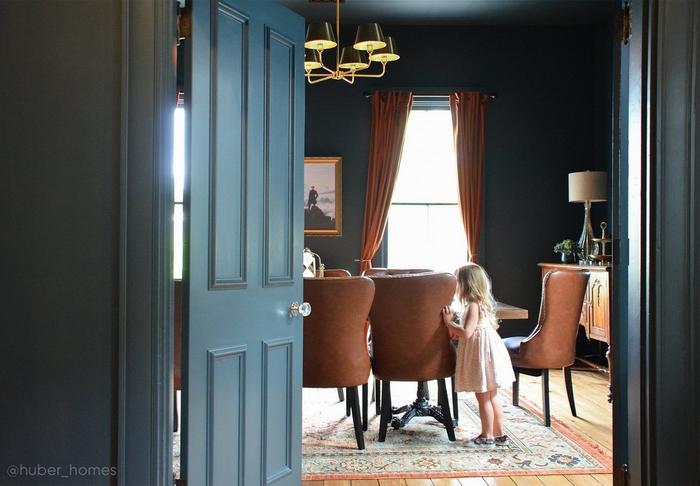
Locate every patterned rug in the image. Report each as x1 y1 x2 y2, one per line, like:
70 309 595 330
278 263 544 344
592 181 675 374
302 381 611 480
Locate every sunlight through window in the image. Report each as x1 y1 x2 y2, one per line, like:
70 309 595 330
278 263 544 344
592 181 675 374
387 108 469 273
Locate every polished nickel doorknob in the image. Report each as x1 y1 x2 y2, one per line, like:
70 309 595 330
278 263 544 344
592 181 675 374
290 302 311 317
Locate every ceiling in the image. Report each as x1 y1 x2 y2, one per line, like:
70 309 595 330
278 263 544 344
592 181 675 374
279 0 615 26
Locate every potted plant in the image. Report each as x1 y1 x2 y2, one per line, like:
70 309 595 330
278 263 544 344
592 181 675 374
553 239 580 263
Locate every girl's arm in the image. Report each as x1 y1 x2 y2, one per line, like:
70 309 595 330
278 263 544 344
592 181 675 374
462 302 480 340
442 305 467 339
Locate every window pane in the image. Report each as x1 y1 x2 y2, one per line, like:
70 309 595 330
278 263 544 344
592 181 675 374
173 107 185 203
425 205 469 272
387 204 468 273
387 108 469 273
392 110 458 204
174 203 184 280
387 205 430 268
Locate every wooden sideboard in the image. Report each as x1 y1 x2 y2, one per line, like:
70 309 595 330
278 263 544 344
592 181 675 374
538 263 612 400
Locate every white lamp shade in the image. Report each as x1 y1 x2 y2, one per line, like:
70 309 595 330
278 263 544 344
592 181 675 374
568 171 607 202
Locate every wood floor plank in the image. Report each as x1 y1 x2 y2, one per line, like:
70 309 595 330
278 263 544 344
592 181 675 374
325 481 352 486
483 478 517 486
510 477 544 486
378 480 408 486
405 480 433 486
352 480 380 486
301 481 323 486
563 476 600 486
537 476 572 486
458 479 488 486
589 475 612 486
431 479 462 486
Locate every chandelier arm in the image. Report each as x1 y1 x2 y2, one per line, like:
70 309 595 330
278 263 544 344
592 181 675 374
352 62 387 78
306 73 334 84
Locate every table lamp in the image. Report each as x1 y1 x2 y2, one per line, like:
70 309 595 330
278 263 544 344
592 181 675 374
568 171 607 262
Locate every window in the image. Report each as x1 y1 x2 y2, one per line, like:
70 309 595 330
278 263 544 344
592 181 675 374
387 107 469 273
173 105 185 280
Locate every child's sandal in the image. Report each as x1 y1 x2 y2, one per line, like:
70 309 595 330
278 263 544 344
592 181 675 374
494 434 509 446
465 435 495 447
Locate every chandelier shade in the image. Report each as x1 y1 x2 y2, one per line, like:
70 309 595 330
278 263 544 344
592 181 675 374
304 49 323 70
369 36 400 62
304 0 398 84
338 47 369 70
353 23 386 51
304 22 337 50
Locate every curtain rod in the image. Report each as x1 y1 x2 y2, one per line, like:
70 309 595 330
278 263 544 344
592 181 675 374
363 90 497 100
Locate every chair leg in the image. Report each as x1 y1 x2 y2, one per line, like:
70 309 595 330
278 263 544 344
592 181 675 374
437 379 456 441
345 390 351 417
451 376 459 426
362 382 369 431
542 368 551 427
378 380 392 442
337 387 345 402
375 379 381 416
512 369 520 407
346 386 365 450
564 366 577 417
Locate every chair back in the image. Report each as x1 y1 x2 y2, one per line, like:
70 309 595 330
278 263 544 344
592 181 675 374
363 268 432 276
368 272 456 381
322 268 352 278
520 270 589 369
303 276 375 388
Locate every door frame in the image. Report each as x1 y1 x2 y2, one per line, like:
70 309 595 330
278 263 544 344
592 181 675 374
117 0 700 484
117 1 176 486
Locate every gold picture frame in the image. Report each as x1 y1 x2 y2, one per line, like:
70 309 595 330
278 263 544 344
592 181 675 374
304 156 342 236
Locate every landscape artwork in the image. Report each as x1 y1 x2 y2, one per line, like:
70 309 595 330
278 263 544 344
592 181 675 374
304 156 342 236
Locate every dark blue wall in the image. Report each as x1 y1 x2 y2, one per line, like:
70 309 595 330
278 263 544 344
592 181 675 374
304 24 613 337
1 2 120 484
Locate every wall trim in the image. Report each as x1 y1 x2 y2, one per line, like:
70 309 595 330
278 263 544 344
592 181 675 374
118 1 176 485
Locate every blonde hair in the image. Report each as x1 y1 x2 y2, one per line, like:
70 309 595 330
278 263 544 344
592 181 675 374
455 263 496 319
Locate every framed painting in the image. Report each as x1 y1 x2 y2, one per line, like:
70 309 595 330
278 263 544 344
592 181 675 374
304 156 342 236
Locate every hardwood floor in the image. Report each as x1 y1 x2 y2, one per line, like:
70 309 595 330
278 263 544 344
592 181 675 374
302 368 613 486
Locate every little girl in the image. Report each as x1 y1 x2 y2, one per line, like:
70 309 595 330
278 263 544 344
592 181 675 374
442 263 516 447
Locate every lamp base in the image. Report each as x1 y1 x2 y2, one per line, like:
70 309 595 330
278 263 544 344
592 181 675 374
577 201 595 262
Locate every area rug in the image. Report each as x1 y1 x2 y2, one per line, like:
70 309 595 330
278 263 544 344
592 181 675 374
302 382 612 480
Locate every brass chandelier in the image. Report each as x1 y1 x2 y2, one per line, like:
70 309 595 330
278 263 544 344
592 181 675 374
304 0 400 84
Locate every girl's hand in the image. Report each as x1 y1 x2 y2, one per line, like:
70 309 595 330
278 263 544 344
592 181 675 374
441 305 454 326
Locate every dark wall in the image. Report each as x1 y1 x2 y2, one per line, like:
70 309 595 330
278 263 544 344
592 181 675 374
304 24 613 336
0 1 120 484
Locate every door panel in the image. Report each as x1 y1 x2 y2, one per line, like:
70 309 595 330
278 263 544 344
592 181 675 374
264 27 296 286
210 3 248 289
185 1 304 485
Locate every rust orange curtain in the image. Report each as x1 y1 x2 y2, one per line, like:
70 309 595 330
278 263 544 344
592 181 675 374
359 91 413 273
449 92 489 262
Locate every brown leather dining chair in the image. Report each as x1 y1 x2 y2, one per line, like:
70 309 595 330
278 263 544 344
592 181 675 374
502 270 589 426
303 276 375 449
322 268 352 278
362 268 458 419
314 267 354 404
366 271 457 442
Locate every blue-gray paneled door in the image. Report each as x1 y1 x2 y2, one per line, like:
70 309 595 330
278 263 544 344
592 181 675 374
184 1 305 485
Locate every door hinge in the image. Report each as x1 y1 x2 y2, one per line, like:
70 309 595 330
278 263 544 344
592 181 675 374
177 1 192 45
618 1 631 45
622 463 630 486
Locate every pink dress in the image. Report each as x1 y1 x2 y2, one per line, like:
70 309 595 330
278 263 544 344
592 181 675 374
454 304 516 393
